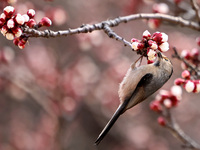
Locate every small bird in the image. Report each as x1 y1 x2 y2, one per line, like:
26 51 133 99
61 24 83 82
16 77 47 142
95 52 173 145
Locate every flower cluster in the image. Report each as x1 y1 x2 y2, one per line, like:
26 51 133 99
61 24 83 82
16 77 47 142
174 70 200 93
0 6 52 49
150 85 182 126
131 30 169 63
148 3 169 29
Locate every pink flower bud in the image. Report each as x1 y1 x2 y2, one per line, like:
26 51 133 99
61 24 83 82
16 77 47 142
153 3 169 14
1 25 8 36
181 50 190 59
152 32 168 43
174 78 185 85
131 41 140 51
3 6 15 18
26 19 36 28
181 70 190 79
22 14 30 23
170 85 182 100
184 80 195 93
150 100 162 112
147 49 156 60
39 17 52 27
163 99 172 108
0 13 6 22
159 89 170 101
5 32 14 40
148 19 160 30
195 82 200 93
191 48 199 58
15 13 25 25
27 9 35 18
12 27 22 37
7 18 15 28
143 30 151 39
13 37 20 46
147 59 154 64
196 37 200 47
148 40 158 50
18 40 26 49
158 116 166 126
159 42 169 52
131 38 139 43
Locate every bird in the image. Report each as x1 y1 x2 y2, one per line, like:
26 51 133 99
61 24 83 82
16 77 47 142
95 52 173 145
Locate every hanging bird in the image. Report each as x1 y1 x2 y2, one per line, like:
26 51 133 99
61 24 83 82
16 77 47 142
95 52 173 145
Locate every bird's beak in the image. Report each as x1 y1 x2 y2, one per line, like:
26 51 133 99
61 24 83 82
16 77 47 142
157 52 163 58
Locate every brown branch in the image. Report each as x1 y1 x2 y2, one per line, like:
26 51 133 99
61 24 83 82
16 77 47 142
190 0 200 23
23 13 200 38
163 108 200 150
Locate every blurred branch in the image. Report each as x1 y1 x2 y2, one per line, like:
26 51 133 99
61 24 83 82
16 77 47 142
190 0 200 23
172 47 200 77
23 13 200 45
163 108 200 150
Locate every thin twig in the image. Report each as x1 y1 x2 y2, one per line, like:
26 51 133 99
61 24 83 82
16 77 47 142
164 108 200 150
190 0 200 23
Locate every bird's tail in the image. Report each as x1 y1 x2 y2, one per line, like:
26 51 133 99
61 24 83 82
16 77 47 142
94 104 126 145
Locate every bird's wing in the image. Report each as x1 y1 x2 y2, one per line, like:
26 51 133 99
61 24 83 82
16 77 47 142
118 65 152 104
95 71 153 145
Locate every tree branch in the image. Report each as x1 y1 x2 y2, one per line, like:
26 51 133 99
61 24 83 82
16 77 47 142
23 13 200 39
163 108 200 150
190 0 200 23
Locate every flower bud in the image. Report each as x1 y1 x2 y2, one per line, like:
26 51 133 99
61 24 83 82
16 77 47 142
7 18 15 28
22 14 30 23
181 50 190 59
195 82 200 93
174 78 185 85
163 99 172 108
15 13 25 25
159 42 169 52
150 101 162 112
157 116 166 126
38 17 52 27
0 13 6 22
152 32 168 43
5 32 14 40
27 9 35 18
191 48 199 58
143 30 151 39
131 41 140 51
148 40 158 50
1 25 8 36
153 3 169 14
26 19 36 28
184 80 195 93
170 85 182 100
181 70 190 79
148 19 160 30
3 6 15 18
147 49 156 60
12 27 22 37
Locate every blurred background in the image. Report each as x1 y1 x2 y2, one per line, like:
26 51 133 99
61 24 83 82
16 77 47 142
0 0 200 150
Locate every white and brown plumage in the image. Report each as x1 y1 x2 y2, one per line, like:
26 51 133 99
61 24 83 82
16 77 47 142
95 52 173 145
